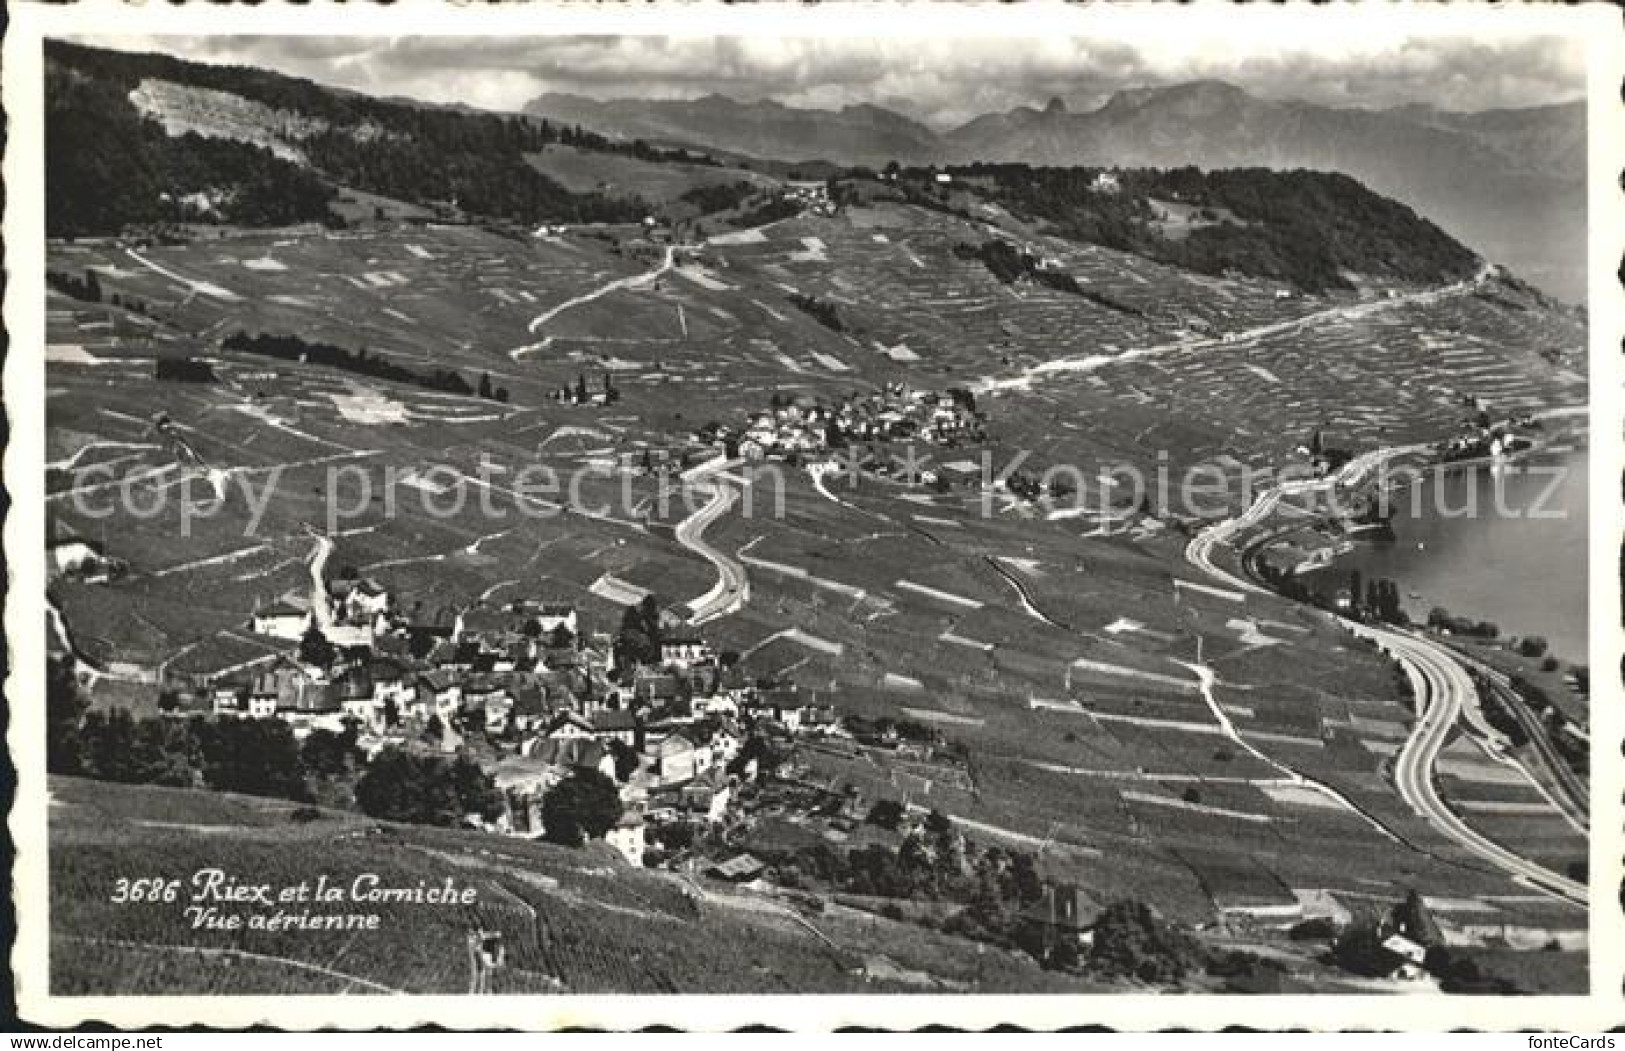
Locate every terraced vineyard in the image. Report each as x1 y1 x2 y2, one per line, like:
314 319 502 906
51 777 1101 994
40 48 1592 993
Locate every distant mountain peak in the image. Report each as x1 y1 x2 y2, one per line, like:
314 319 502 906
1043 96 1068 116
1101 79 1252 115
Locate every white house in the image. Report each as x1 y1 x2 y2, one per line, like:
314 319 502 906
544 711 595 740
414 669 463 720
660 630 715 670
709 726 744 765
333 577 390 622
48 540 100 580
534 604 579 638
325 623 375 650
252 600 311 641
605 813 646 867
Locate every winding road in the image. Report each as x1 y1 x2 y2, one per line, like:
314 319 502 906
306 530 335 630
1352 623 1586 905
510 246 677 360
675 458 750 625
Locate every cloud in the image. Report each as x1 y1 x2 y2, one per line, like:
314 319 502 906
87 31 1586 126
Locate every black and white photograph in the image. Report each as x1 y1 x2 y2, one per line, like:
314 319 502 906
5 0 1620 1030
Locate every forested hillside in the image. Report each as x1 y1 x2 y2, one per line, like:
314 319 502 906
924 164 1481 292
44 40 676 235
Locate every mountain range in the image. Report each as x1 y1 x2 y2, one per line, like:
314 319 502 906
527 82 1587 302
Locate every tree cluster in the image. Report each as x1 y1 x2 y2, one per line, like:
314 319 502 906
785 292 845 333
44 41 658 236
223 330 474 396
539 767 624 847
951 241 1142 316
726 196 800 229
154 357 219 383
46 269 103 303
1426 605 1499 639
935 163 1478 294
614 595 664 670
678 181 755 215
46 68 335 237
1084 899 1207 983
54 699 314 803
1347 571 1407 624
353 746 504 827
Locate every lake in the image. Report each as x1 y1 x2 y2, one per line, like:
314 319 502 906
1308 447 1589 664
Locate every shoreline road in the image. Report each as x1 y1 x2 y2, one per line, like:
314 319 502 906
1183 445 1423 592
1184 442 1586 908
676 458 750 625
1447 648 1589 835
1353 623 1587 906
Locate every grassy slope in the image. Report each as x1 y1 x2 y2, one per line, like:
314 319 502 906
49 776 1096 994
524 145 778 219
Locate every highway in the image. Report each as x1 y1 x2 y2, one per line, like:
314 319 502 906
675 458 751 625
1184 445 1587 907
1352 622 1586 905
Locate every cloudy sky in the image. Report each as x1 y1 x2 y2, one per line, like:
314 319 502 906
88 31 1586 128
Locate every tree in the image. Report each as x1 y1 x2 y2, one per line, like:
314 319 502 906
298 625 335 669
76 708 141 783
540 767 623 846
1330 915 1393 977
354 747 465 826
615 595 663 668
478 371 494 399
300 725 360 779
1390 888 1443 948
1087 900 1205 983
448 751 504 821
47 656 87 775
1517 636 1549 659
866 799 905 830
128 717 204 787
924 808 954 837
574 373 589 404
195 716 309 801
608 739 640 782
1008 851 1044 905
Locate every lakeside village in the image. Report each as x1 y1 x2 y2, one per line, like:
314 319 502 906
1253 399 1555 582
